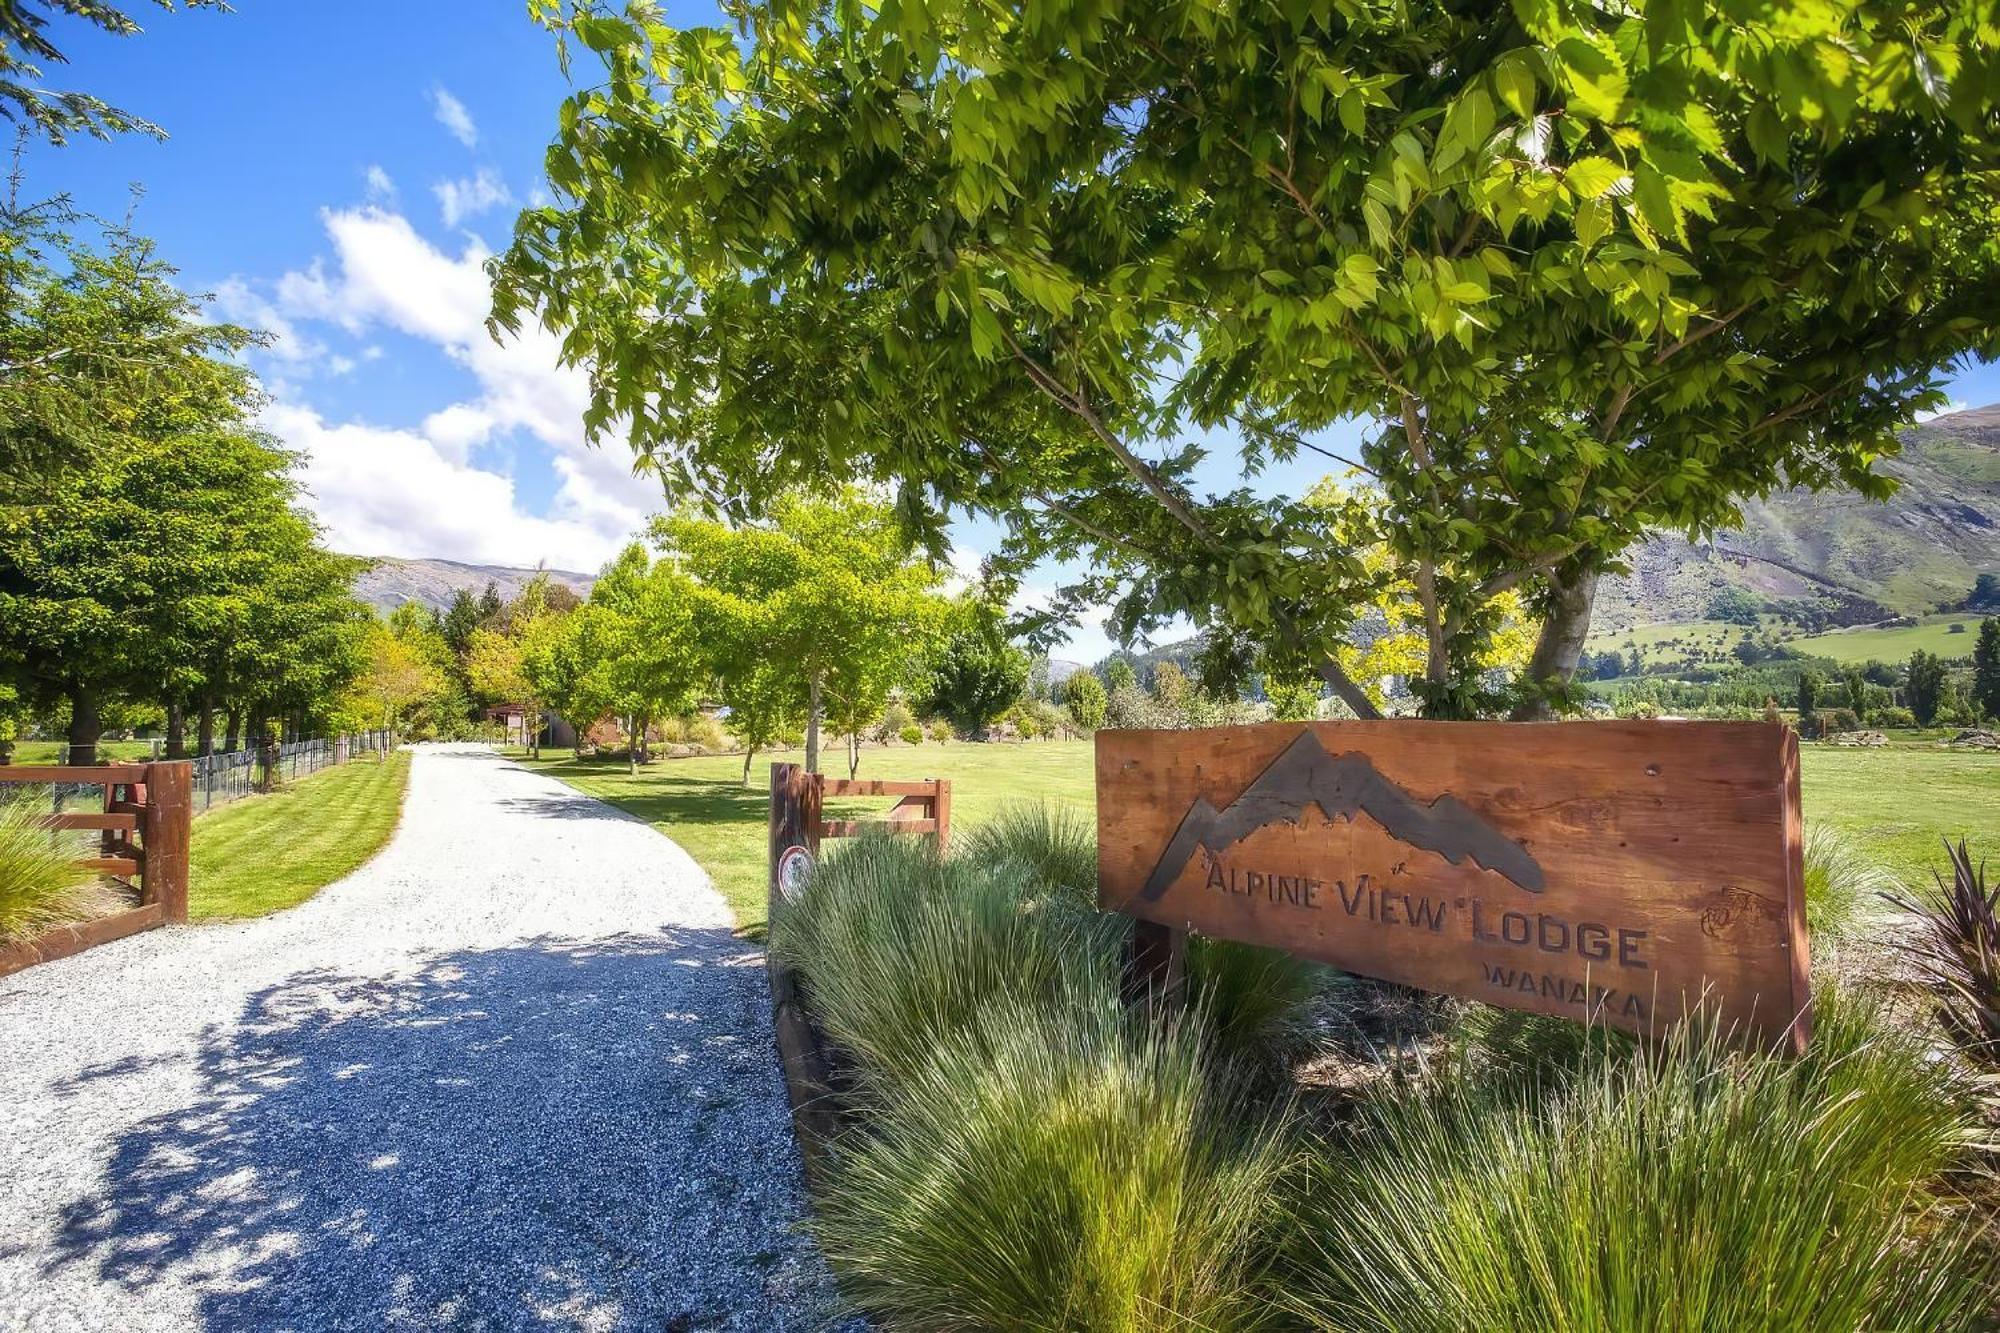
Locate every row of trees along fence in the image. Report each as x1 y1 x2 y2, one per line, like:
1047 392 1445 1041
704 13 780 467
0 760 191 977
43 730 391 816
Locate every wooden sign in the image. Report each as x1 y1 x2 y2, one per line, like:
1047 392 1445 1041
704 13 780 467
1096 721 1809 1050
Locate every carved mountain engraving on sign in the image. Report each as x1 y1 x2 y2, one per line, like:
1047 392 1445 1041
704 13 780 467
1096 721 1810 1050
1137 731 1545 902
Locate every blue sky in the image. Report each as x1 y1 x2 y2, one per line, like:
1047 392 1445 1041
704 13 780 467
26 2 2000 664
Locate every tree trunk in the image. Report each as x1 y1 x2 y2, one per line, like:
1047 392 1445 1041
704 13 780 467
627 713 639 775
847 729 860 779
196 696 216 757
742 744 757 786
67 686 101 766
804 674 823 775
1317 656 1384 720
165 703 187 759
1510 563 1600 721
224 706 242 754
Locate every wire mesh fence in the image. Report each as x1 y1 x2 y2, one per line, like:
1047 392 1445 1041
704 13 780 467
46 730 394 816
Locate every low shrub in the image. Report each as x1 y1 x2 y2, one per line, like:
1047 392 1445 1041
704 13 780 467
658 711 726 751
874 699 914 743
773 833 1124 1088
1284 984 1992 1331
0 788 110 945
925 718 953 743
813 998 1291 1332
896 723 923 745
1803 821 1895 938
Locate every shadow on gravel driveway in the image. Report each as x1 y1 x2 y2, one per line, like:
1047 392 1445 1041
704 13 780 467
46 934 835 1332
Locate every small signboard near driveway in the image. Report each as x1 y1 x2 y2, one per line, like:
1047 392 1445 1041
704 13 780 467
1096 721 1809 1050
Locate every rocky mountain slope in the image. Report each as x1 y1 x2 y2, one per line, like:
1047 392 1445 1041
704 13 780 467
1595 404 2000 631
351 557 595 615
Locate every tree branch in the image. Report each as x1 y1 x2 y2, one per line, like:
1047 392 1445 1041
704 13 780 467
1003 328 1217 546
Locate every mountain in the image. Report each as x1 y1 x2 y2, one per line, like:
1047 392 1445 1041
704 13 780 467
350 557 595 615
1594 404 2000 632
1140 731 1545 901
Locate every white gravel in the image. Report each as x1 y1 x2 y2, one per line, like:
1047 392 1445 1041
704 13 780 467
0 744 845 1332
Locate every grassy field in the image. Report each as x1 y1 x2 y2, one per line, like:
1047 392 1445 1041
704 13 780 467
521 742 1096 937
188 750 412 920
12 740 159 764
1791 612 1991 665
1800 745 1998 889
528 736 1996 934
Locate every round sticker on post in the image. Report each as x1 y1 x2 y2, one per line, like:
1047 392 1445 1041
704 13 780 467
776 844 816 902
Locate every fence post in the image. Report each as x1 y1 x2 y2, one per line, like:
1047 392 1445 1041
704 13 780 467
140 761 192 924
931 778 952 855
766 760 835 1180
767 762 822 916
1122 920 1187 1016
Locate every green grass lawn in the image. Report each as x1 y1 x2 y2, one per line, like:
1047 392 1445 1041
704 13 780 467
520 741 1097 937
527 736 1996 933
12 739 159 764
1790 612 1991 665
188 750 412 920
1799 744 1998 890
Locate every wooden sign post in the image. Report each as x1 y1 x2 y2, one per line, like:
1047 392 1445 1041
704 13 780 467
1097 721 1809 1050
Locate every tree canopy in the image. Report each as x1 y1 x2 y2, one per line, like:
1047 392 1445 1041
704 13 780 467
657 489 951 775
497 0 2000 720
0 428 367 760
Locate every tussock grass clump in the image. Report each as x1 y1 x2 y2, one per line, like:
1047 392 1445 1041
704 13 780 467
0 788 106 945
815 999 1291 1332
959 801 1098 902
1186 936 1327 1073
1803 820 1896 938
1284 984 1992 1332
773 832 1124 1086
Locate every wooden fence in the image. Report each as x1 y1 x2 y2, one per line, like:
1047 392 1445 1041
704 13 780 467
0 761 192 978
765 763 952 1177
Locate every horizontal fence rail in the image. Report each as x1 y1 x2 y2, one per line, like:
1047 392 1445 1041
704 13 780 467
0 760 192 978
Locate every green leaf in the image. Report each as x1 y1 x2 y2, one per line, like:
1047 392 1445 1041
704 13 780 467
1494 52 1538 120
1565 155 1626 200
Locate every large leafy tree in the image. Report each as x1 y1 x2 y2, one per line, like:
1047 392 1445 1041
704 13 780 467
580 542 709 772
659 490 949 775
497 0 2000 719
923 598 1032 739
2 209 258 500
0 429 366 761
1971 617 1999 722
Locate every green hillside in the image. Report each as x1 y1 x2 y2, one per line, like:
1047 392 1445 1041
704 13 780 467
1592 404 1999 648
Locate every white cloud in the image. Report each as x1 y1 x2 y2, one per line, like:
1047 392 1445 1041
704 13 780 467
243 203 659 572
1916 399 1968 424
431 87 478 148
363 164 396 200
269 401 616 571
433 167 512 227
213 277 323 363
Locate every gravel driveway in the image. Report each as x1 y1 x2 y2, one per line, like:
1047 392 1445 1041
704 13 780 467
0 744 843 1332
